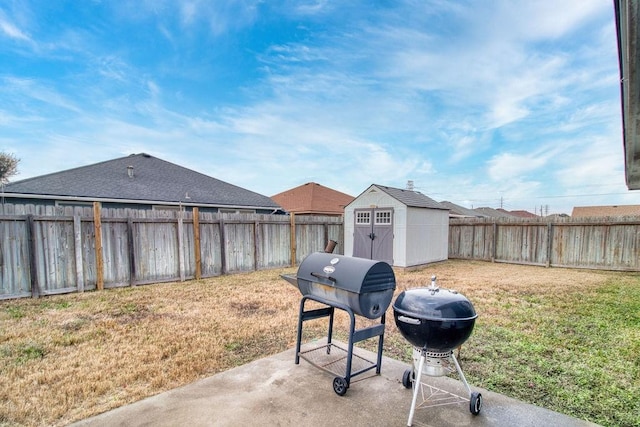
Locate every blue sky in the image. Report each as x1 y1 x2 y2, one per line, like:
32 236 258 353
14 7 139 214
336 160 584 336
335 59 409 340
1 0 638 215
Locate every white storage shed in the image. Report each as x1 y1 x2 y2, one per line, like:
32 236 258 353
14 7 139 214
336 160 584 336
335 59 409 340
344 184 449 268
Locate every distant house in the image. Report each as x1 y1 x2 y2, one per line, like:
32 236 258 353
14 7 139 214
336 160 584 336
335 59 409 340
506 210 538 218
1 153 283 214
572 205 640 218
439 201 486 218
473 207 516 218
344 184 449 268
439 203 536 219
271 182 354 216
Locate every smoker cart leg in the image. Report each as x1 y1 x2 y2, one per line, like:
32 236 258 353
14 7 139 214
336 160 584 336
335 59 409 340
343 307 357 389
294 297 306 365
451 351 482 415
375 313 386 374
407 350 426 426
326 306 335 354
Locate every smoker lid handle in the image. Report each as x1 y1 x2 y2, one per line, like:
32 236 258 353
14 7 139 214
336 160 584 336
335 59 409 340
310 272 337 283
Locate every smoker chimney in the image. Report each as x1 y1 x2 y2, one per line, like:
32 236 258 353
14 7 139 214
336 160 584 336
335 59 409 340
127 165 134 178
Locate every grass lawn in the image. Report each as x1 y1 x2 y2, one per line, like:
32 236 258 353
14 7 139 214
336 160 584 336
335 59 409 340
0 260 638 427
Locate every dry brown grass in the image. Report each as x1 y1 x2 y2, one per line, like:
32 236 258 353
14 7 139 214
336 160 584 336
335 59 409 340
0 260 637 426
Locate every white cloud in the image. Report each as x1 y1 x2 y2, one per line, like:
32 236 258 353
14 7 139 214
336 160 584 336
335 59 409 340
487 148 557 182
0 14 30 42
2 77 81 113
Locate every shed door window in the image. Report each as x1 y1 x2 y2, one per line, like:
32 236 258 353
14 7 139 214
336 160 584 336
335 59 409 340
375 210 392 225
356 211 371 224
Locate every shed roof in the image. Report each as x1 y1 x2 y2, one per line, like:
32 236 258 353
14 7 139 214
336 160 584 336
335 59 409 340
352 184 447 210
571 204 640 217
271 182 354 215
3 153 281 210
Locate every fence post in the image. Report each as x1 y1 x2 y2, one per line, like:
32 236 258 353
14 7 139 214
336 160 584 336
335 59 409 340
26 215 40 298
290 213 296 267
193 208 201 280
93 202 104 290
73 215 84 292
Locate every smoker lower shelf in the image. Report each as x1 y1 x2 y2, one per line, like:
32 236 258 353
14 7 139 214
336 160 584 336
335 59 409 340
298 342 376 379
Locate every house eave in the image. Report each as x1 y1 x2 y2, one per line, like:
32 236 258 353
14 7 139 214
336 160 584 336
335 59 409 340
0 192 281 212
615 0 640 190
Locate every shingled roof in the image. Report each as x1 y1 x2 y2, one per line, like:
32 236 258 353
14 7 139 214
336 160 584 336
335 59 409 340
271 182 354 215
473 207 516 218
3 153 281 211
357 184 448 210
439 201 486 217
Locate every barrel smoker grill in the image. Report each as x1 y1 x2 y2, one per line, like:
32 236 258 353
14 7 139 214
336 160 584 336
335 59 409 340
281 252 396 396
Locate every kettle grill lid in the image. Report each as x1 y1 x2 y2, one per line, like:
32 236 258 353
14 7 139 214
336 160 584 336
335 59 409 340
393 287 477 321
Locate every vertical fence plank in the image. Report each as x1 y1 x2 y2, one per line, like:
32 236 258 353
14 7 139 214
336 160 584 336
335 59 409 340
491 222 497 262
73 215 84 292
290 213 296 267
546 223 553 267
26 215 39 298
178 215 185 282
93 202 104 290
253 219 259 271
127 218 136 286
193 208 201 279
219 217 227 274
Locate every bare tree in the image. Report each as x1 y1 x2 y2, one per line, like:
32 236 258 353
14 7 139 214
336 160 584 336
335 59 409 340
0 152 20 183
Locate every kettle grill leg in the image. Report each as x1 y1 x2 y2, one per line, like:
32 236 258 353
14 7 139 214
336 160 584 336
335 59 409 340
407 350 426 426
451 351 482 415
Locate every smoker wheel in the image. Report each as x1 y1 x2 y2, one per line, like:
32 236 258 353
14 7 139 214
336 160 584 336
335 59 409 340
402 368 413 389
333 377 348 396
470 392 482 415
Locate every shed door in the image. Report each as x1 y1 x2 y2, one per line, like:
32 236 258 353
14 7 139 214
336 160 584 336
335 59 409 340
353 209 393 264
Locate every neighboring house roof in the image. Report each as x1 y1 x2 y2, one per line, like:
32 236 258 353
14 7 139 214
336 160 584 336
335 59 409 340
350 184 448 210
614 0 640 190
473 207 516 218
271 182 354 215
572 205 640 217
508 210 538 218
439 201 486 218
2 153 281 211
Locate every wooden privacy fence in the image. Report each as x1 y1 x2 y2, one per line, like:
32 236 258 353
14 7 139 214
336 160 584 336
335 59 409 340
4 202 640 300
449 216 640 271
0 203 343 299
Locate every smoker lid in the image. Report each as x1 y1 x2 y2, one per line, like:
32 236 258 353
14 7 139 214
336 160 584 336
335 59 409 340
296 252 395 294
393 287 477 321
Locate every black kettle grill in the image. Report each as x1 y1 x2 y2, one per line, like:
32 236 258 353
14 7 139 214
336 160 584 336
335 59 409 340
393 276 482 425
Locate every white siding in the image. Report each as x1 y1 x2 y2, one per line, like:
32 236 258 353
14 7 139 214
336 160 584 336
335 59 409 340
404 207 449 267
